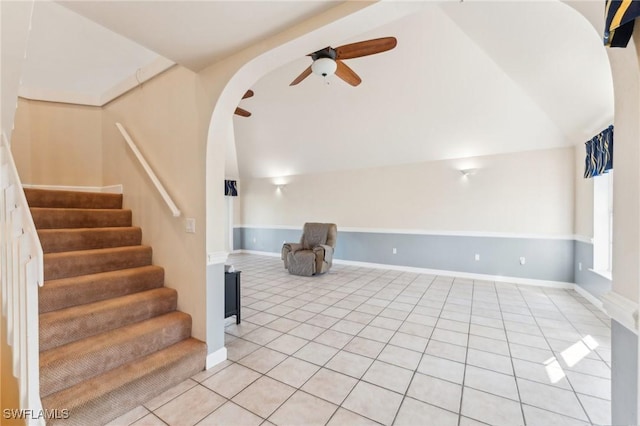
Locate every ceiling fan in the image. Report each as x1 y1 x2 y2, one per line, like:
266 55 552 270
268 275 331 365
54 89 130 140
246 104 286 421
234 90 254 117
290 37 397 87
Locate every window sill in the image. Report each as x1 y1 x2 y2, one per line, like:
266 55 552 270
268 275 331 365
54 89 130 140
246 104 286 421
588 268 612 280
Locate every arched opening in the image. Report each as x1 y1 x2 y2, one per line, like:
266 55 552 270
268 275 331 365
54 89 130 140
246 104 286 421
204 2 639 423
201 1 430 364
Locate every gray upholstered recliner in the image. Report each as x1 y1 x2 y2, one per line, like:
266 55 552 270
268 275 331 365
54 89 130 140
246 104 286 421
282 223 337 276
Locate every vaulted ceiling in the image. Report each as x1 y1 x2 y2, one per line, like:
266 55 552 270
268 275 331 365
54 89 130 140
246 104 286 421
16 1 613 180
232 1 613 178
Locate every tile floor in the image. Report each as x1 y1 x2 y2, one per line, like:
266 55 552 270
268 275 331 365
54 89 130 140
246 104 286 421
110 254 612 426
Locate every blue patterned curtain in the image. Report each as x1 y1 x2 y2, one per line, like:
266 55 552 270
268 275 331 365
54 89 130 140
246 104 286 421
224 180 238 196
604 0 640 47
584 126 614 178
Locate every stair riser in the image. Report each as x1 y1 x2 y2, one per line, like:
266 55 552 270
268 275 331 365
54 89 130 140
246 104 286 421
44 247 152 281
32 208 132 229
39 289 178 351
39 227 142 254
31 188 205 423
40 313 192 397
42 340 206 426
25 188 123 209
39 266 164 313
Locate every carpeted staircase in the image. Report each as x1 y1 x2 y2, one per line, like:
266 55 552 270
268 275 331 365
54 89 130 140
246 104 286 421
26 188 206 425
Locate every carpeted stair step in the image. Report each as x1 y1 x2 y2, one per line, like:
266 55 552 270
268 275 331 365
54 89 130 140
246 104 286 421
39 288 178 352
44 245 152 281
40 311 193 398
24 188 122 209
39 265 165 314
38 227 142 254
42 338 206 426
31 207 132 229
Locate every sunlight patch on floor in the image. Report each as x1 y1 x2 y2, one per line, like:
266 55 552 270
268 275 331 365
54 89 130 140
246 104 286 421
560 335 599 368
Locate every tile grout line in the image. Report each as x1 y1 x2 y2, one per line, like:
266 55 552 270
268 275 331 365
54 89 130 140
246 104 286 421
323 271 433 425
456 277 475 426
238 258 607 392
541 287 612 369
213 255 610 426
224 263 408 425
540 287 612 418
237 262 592 423
514 285 596 425
496 282 529 425
259 272 385 425
387 275 452 426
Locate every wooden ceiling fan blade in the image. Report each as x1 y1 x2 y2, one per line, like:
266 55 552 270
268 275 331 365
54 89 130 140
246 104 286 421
234 107 251 117
242 89 254 99
335 37 397 60
290 66 312 86
335 60 361 86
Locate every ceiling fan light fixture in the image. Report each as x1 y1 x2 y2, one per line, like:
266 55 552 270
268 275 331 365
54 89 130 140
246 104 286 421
311 57 337 77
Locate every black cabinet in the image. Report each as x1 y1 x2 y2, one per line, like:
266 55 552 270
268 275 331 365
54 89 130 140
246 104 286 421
224 269 241 324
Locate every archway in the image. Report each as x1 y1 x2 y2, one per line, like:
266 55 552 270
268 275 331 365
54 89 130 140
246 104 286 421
199 0 430 367
203 2 640 423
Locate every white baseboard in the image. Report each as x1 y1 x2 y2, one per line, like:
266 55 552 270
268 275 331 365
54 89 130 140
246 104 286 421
207 251 229 265
240 250 280 258
22 184 123 194
233 252 617 313
234 250 574 290
205 346 227 370
573 285 605 312
333 257 575 290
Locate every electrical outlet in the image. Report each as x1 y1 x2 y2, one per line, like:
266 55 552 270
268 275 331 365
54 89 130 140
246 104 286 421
185 218 196 233
392 248 397 254
519 256 526 265
578 262 582 271
475 254 480 261
253 237 257 243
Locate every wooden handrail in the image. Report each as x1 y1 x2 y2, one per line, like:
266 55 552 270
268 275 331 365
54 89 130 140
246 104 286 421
115 123 181 217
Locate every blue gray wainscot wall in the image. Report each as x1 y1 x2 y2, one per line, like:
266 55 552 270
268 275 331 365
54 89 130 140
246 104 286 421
574 240 612 299
234 227 577 283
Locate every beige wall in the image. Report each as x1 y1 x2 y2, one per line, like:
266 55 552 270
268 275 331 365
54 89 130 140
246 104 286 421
1 0 32 142
233 194 242 228
11 98 102 186
574 144 594 238
9 66 212 344
102 66 209 342
240 147 575 236
11 99 32 182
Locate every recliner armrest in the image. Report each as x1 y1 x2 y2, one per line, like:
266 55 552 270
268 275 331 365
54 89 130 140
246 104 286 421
282 242 302 269
283 242 302 253
314 244 334 264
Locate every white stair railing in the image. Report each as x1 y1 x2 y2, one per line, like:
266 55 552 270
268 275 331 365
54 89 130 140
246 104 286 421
115 123 181 217
0 132 45 426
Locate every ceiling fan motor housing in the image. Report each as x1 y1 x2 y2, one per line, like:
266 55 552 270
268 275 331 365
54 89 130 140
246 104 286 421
310 47 338 77
311 47 337 62
291 37 396 86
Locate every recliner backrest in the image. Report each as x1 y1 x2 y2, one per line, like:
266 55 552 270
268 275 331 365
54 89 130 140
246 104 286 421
325 224 337 248
300 222 335 249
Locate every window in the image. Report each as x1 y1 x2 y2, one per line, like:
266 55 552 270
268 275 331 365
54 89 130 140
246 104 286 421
593 171 613 275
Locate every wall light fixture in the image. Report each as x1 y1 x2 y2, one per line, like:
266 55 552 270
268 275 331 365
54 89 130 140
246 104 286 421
460 168 478 177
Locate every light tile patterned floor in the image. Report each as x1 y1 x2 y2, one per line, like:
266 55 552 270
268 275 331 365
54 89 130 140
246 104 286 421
110 254 612 426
